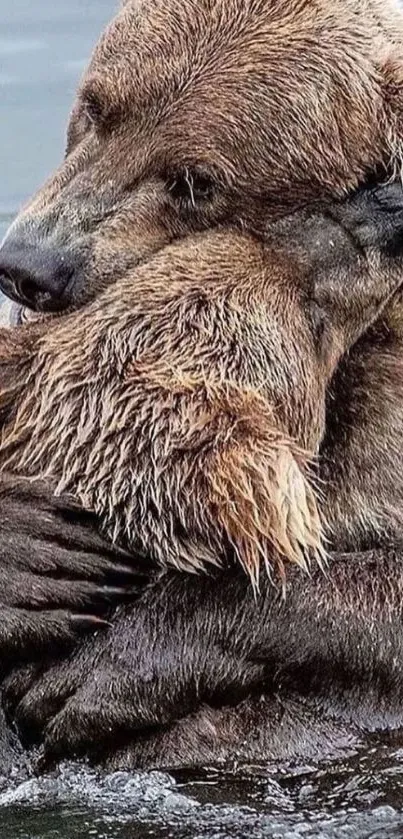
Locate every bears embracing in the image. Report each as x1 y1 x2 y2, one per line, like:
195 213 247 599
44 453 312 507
1 0 403 770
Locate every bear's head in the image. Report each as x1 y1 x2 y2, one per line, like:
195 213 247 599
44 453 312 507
1 0 403 316
1 183 403 585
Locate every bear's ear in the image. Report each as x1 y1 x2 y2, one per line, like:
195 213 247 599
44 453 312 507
206 393 325 589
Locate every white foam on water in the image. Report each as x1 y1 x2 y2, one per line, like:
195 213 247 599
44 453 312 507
0 763 202 823
0 756 403 839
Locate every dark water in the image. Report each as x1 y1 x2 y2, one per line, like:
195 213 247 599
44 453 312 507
2 1 403 837
3 743 403 839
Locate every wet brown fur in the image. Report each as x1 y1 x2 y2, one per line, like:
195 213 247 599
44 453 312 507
2 0 403 313
1 191 403 585
2 0 403 769
0 0 403 576
0 233 331 585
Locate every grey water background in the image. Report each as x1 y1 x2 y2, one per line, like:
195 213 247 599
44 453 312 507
0 0 113 241
2 1 403 837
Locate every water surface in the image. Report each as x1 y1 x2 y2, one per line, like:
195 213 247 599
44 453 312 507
3 743 403 839
0 0 113 240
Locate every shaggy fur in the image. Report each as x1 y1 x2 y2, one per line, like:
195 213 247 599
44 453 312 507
1 0 403 768
0 188 402 587
0 1 402 586
3 182 403 764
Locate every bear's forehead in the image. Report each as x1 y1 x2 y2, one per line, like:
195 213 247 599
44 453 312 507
85 1 383 137
79 0 389 194
72 0 403 202
90 0 382 99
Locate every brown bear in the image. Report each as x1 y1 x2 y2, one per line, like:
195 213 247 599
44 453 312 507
0 0 402 613
1 0 403 316
2 183 403 770
0 187 402 587
1 0 403 769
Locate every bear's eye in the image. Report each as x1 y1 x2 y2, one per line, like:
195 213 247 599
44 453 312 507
167 169 215 209
82 89 106 129
79 78 116 134
65 107 92 158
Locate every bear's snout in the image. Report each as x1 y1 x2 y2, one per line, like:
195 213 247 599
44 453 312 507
0 237 78 313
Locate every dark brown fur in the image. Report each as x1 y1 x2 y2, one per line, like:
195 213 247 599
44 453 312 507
1 0 403 770
0 2 403 585
1 185 403 769
0 473 146 661
9 549 403 769
0 0 402 587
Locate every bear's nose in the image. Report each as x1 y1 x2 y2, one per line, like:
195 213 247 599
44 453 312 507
0 240 74 312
